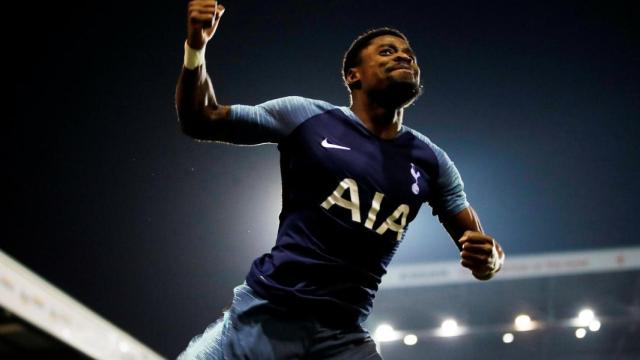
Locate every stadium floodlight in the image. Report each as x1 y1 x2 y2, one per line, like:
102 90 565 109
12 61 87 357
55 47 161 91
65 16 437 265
403 334 418 346
571 308 600 329
575 328 587 339
502 333 514 343
438 319 461 337
514 314 534 331
588 320 601 332
577 308 595 326
373 324 400 342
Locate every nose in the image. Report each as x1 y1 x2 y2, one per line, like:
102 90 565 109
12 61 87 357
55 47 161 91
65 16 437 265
394 53 414 65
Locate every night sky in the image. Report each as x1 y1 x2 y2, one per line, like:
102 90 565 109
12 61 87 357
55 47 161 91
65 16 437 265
9 0 638 357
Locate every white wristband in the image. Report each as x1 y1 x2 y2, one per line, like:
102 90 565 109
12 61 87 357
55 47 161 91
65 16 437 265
183 41 206 70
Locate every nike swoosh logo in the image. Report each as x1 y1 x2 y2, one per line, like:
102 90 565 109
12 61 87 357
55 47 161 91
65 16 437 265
321 138 351 150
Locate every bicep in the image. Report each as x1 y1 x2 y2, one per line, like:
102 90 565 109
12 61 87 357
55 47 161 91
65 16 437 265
187 96 324 144
180 104 232 141
182 102 286 144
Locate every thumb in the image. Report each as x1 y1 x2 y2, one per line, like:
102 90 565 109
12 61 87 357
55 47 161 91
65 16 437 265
213 4 225 22
204 4 225 35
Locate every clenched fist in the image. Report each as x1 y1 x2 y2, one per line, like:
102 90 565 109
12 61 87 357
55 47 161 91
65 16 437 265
458 230 504 280
187 0 225 49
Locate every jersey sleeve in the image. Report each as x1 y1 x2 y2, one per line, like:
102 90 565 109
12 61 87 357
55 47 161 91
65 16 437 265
407 128 470 218
224 96 335 145
429 144 470 219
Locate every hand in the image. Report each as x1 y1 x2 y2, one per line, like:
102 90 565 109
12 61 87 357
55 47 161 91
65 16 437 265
458 230 504 280
187 0 225 49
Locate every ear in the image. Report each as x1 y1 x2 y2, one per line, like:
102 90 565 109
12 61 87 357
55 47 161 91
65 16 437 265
346 68 362 89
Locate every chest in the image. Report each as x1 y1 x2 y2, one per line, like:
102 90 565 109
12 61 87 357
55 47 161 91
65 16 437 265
279 110 440 223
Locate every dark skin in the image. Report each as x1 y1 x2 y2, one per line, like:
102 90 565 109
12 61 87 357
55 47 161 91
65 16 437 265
346 35 420 140
176 0 229 139
176 0 505 280
345 34 505 280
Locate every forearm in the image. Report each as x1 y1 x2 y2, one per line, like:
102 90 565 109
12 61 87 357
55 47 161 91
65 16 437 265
452 208 505 265
442 206 484 251
177 0 229 140
442 206 505 280
175 61 223 137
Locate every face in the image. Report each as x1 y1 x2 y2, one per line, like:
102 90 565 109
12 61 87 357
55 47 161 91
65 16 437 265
347 35 422 108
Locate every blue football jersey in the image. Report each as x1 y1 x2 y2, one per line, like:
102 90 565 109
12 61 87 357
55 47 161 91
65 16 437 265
223 96 469 324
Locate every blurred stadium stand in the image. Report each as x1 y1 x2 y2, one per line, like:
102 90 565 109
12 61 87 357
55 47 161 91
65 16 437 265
2 246 638 359
0 250 163 360
367 246 640 360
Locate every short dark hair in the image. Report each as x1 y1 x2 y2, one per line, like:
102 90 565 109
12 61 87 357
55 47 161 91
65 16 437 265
342 27 409 90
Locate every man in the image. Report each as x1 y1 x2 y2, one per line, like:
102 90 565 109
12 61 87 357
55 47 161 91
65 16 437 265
176 1 505 359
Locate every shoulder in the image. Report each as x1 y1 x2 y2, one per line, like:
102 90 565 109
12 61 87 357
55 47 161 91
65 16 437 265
403 126 460 173
227 96 342 142
258 96 338 114
247 96 341 126
403 126 445 154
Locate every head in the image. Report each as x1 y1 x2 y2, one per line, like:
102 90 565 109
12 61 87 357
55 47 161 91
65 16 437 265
342 28 422 109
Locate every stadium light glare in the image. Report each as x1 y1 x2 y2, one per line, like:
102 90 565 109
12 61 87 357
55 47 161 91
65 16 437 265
373 324 400 342
403 334 418 346
502 333 514 343
514 314 534 331
575 328 587 339
577 308 595 326
438 319 461 337
589 320 601 332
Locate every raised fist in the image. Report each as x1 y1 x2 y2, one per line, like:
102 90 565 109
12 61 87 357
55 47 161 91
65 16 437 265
187 0 225 49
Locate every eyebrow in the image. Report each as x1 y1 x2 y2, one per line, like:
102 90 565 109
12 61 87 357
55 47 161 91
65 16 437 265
377 43 417 58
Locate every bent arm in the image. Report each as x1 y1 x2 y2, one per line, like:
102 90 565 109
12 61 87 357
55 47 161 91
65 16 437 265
418 137 505 281
176 0 231 141
441 206 505 280
175 2 334 144
176 61 231 140
442 206 484 250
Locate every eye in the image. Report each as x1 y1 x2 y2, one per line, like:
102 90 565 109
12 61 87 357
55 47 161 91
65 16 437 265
379 48 393 56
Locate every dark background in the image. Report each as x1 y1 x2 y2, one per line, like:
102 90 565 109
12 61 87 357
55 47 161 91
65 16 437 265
9 0 638 357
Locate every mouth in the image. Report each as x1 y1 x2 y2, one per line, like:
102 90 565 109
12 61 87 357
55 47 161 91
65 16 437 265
388 66 414 74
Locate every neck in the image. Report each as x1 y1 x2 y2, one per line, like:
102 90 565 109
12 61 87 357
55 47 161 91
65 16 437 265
350 93 403 140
